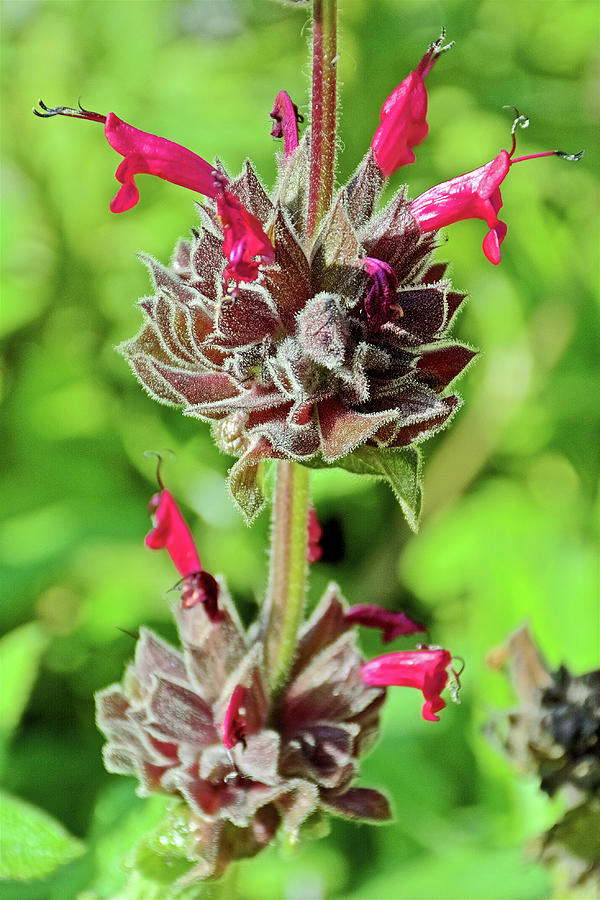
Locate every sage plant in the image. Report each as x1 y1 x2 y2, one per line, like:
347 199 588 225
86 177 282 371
34 0 580 887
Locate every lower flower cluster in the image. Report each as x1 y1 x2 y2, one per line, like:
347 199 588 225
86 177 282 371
96 583 390 881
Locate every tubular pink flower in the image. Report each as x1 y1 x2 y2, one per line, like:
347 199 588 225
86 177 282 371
345 605 426 643
362 257 398 331
371 31 451 175
146 489 201 577
146 489 222 621
410 150 511 265
219 685 248 750
361 649 454 721
215 185 275 286
270 90 301 158
104 113 219 213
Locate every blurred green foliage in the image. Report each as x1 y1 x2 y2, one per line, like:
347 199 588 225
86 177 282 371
1 0 598 896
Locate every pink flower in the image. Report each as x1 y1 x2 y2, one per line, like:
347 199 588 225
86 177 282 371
214 181 275 287
218 685 248 750
103 113 219 214
33 101 274 285
270 90 302 158
361 257 398 331
410 150 511 265
410 137 582 265
146 489 221 621
361 648 455 721
345 604 426 643
371 31 452 175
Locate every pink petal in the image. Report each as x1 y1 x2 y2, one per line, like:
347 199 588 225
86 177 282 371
371 35 450 176
216 189 275 286
482 221 507 265
361 649 452 722
411 150 510 232
104 113 218 213
219 684 247 750
345 605 426 642
361 257 398 330
270 90 301 158
145 490 201 578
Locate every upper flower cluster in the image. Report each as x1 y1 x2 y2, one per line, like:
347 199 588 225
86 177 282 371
34 34 579 525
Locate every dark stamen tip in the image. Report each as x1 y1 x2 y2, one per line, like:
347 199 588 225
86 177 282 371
33 99 62 118
556 149 584 162
431 27 453 55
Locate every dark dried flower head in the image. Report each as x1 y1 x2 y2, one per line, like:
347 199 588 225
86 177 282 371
489 626 600 890
491 626 600 799
120 143 473 522
96 583 389 882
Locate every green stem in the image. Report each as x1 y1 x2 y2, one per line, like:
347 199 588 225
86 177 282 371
307 0 338 240
265 461 311 696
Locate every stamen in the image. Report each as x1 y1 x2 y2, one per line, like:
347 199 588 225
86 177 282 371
32 99 106 124
511 149 584 165
418 28 454 78
448 666 462 704
430 27 454 57
503 106 530 157
143 449 175 490
555 149 584 162
451 655 466 678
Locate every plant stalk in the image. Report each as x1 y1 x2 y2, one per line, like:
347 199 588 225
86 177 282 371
265 461 311 696
307 0 338 239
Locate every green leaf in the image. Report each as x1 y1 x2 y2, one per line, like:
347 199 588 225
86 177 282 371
304 446 423 531
0 791 85 881
0 623 49 745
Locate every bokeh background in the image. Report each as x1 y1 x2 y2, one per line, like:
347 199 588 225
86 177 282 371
1 0 598 897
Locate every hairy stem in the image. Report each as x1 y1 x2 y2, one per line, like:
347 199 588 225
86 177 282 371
307 0 338 240
265 461 310 696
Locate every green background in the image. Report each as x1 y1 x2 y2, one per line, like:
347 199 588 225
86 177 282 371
1 0 598 897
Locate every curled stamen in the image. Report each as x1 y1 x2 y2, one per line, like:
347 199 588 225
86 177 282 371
451 655 466 678
143 449 175 491
503 106 530 157
448 666 462 704
32 98 106 124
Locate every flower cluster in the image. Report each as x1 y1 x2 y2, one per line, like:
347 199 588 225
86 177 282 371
34 34 579 522
96 488 458 881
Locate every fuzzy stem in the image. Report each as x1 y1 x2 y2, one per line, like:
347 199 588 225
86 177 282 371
307 0 338 240
265 460 310 696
